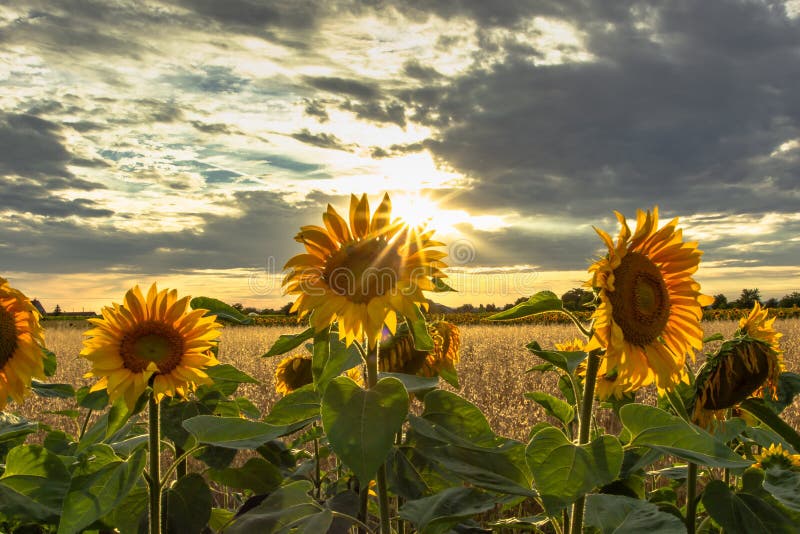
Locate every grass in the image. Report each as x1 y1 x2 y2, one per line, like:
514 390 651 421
19 319 800 440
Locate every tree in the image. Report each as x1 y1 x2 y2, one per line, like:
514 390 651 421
711 293 728 309
53 304 62 316
278 302 294 315
735 288 761 309
764 298 779 308
232 303 244 312
561 288 594 311
779 291 800 308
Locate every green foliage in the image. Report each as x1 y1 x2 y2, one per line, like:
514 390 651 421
189 296 253 324
399 487 498 534
487 290 563 321
702 479 796 533
584 494 686 533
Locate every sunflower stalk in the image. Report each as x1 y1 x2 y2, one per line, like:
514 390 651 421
364 340 392 534
570 349 600 534
147 393 163 534
686 462 698 534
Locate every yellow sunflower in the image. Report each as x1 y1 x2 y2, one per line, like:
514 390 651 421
380 320 460 377
0 277 45 410
692 302 784 428
563 338 630 399
274 354 313 395
81 284 221 409
586 207 713 398
752 443 800 470
283 193 447 347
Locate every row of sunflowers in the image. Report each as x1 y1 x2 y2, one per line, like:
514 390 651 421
1 194 799 534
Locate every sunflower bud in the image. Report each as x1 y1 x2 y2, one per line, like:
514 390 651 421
752 443 800 470
275 354 313 395
379 320 461 378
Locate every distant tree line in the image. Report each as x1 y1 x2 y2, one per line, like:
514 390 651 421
711 289 800 309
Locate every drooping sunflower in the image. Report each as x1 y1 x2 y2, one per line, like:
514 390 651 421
0 277 45 410
81 284 221 409
380 320 460 378
752 443 800 470
586 207 714 398
283 193 447 347
691 302 784 428
274 354 313 395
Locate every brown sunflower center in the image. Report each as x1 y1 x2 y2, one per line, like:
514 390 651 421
324 237 402 304
119 320 184 374
609 251 671 346
0 306 18 367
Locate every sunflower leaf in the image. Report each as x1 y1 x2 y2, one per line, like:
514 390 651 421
740 398 800 453
524 391 574 427
183 416 301 449
399 487 498 534
584 494 687 533
487 291 563 321
30 380 75 399
42 348 58 377
164 473 212 534
263 327 315 358
190 296 252 325
526 341 587 374
702 479 796 534
431 277 456 292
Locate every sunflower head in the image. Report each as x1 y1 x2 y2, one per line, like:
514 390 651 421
283 193 447 347
379 320 460 378
0 277 45 410
275 354 313 395
81 284 221 409
752 443 800 470
691 334 781 428
585 207 713 398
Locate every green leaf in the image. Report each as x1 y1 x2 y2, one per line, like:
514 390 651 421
770 372 800 413
0 444 71 521
57 446 147 534
703 333 725 343
379 372 440 394
102 483 147 534
43 347 58 377
76 386 109 410
0 412 38 444
208 457 283 494
164 473 212 534
30 380 75 399
321 376 409 482
526 427 623 514
409 305 435 351
183 416 299 449
764 466 800 511
312 329 362 393
399 487 498 534
209 507 236 532
740 398 800 453
620 404 751 468
431 277 456 292
190 296 252 324
263 326 315 358
205 364 259 396
161 399 207 450
421 390 499 447
225 480 324 534
585 494 686 533
487 290 563 321
105 397 133 439
524 391 574 426
702 479 796 534
526 341 587 374
264 384 320 428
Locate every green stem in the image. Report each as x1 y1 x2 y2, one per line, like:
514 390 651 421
561 309 593 338
358 484 369 534
160 446 204 486
148 394 162 534
365 341 391 534
562 508 570 534
686 462 698 534
79 408 93 439
570 350 600 534
313 422 322 500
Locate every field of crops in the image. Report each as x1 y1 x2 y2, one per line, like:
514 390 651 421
23 318 800 441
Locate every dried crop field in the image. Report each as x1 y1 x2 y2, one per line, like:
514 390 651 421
24 319 800 440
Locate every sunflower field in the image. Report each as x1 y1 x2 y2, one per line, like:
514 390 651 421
1 196 799 534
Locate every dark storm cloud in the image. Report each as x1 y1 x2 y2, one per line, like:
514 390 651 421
0 114 73 179
291 129 352 151
305 76 381 100
0 190 318 274
1 178 112 218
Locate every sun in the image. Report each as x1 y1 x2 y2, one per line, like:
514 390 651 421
390 193 440 229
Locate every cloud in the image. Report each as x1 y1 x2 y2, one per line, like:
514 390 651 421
305 76 380 100
290 129 353 151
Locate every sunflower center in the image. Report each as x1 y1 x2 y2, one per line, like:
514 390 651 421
0 307 18 367
119 321 184 373
324 237 402 304
609 252 671 346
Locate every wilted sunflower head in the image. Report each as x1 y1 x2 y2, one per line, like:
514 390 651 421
585 207 713 398
283 193 447 347
691 334 781 429
752 443 800 470
0 277 45 410
275 354 313 395
379 320 460 378
81 284 221 409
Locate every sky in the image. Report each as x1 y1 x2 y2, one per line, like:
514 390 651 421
2 0 799 312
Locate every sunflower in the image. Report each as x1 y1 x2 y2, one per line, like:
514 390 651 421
0 277 45 410
752 443 800 470
81 284 221 409
283 193 447 347
586 207 713 398
691 302 783 428
380 320 460 377
274 354 313 395
563 338 630 400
